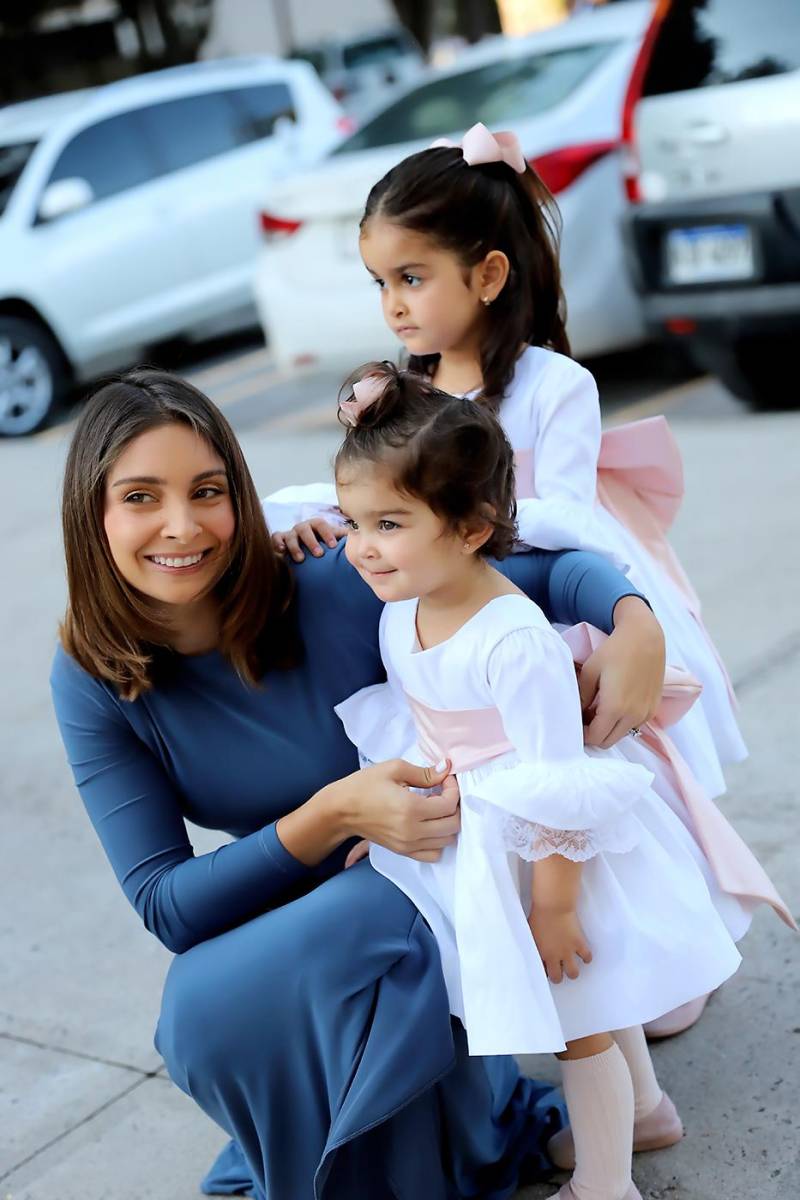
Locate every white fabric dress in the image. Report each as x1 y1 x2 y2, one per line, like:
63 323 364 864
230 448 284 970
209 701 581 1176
335 594 745 1057
495 346 747 799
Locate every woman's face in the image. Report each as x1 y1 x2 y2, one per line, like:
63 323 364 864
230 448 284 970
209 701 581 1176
103 422 236 608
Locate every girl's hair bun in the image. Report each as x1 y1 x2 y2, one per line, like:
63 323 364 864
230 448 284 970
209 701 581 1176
335 362 518 559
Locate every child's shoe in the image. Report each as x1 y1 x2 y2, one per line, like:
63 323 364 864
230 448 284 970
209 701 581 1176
554 1184 642 1199
644 992 711 1038
548 1091 683 1169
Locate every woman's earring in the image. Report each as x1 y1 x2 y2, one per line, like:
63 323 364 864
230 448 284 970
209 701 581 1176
481 296 491 306
464 542 471 552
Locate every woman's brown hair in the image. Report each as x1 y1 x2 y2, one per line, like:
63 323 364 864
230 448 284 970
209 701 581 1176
335 362 517 558
60 368 298 699
361 144 570 410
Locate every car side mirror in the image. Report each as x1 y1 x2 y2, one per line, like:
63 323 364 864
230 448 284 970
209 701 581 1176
38 177 94 222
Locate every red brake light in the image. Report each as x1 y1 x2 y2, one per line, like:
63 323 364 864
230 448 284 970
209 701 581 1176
530 141 616 196
336 114 357 136
259 211 303 238
621 0 672 204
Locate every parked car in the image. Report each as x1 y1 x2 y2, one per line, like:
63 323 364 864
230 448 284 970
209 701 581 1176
253 1 652 373
622 0 800 408
0 57 347 435
290 26 424 115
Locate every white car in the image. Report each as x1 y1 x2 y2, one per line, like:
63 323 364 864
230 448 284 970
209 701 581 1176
253 1 652 373
0 58 346 435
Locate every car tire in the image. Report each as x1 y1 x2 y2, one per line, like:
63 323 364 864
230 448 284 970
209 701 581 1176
0 315 69 436
708 335 800 412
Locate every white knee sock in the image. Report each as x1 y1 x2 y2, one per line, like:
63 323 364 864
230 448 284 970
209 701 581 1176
560 1042 634 1200
612 1025 663 1120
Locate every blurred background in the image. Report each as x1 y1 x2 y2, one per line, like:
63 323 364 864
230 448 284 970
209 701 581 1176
1 6 799 1198
1 0 797 437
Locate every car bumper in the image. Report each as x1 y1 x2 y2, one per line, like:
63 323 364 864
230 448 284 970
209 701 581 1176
624 187 800 340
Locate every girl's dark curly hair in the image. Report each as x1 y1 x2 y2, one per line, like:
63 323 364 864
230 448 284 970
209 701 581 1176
360 143 570 411
335 362 517 559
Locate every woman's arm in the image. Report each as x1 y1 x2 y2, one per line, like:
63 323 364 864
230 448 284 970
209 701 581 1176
51 650 330 955
51 650 460 952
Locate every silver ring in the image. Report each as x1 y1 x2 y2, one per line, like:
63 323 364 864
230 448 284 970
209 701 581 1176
629 726 641 738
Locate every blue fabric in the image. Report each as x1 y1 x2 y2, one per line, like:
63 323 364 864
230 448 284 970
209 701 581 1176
51 545 641 1199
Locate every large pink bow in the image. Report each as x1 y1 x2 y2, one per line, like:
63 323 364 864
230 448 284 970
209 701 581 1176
431 122 526 175
338 373 388 427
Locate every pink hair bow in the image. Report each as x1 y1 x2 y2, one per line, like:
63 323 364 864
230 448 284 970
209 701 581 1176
339 373 388 427
431 122 526 175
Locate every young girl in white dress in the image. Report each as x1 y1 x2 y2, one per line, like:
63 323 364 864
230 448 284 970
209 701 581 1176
329 365 756 1200
269 122 744 806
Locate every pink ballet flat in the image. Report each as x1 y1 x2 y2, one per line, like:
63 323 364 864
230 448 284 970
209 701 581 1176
548 1091 684 1170
643 992 712 1039
554 1184 642 1200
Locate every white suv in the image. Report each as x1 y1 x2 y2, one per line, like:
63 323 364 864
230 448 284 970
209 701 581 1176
0 58 344 435
622 0 800 409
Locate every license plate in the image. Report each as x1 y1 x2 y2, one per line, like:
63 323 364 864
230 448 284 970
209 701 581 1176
664 224 756 285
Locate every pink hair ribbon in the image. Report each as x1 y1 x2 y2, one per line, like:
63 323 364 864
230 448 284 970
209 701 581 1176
431 122 526 175
339 373 388 427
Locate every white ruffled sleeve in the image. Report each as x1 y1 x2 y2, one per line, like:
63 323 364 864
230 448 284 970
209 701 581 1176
514 363 626 569
472 625 653 862
261 481 342 535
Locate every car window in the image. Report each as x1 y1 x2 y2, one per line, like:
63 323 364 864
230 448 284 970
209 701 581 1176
0 141 37 216
136 91 243 173
46 113 158 202
229 83 296 143
333 42 615 154
343 36 412 71
643 0 800 96
290 48 327 76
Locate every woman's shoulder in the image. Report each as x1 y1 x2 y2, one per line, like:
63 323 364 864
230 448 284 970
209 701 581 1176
289 541 383 650
50 642 127 727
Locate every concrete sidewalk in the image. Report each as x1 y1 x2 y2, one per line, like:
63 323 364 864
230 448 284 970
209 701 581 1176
1 387 798 1200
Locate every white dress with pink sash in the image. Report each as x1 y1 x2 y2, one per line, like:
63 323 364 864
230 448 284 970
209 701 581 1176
497 346 746 800
335 594 750 1057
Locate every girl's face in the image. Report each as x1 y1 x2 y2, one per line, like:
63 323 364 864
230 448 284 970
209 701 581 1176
103 423 236 609
337 460 469 604
360 217 487 358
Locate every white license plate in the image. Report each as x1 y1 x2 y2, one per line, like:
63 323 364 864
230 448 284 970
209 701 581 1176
664 224 756 285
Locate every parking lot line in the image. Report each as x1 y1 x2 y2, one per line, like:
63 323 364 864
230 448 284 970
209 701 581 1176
604 374 710 426
187 345 273 392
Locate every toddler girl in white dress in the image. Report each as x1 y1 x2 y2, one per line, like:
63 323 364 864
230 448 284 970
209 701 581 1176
329 364 767 1200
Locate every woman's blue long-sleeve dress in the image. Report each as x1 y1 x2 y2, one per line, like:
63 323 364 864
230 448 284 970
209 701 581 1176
50 544 643 1200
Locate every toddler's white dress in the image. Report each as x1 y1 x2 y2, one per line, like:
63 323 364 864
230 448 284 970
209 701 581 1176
335 593 747 1057
264 346 746 800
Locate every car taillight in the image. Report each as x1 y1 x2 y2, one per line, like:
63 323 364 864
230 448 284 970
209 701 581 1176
530 141 616 196
621 0 672 204
336 114 357 136
259 211 303 238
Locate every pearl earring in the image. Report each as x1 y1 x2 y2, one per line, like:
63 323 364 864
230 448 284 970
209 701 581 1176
482 296 491 306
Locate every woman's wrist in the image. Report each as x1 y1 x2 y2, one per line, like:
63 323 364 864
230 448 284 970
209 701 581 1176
275 778 354 867
611 593 654 629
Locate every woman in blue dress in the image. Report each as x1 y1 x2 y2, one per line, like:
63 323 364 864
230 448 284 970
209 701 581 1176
50 370 667 1200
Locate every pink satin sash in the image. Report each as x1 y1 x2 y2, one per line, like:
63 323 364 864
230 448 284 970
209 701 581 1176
403 691 513 775
640 721 796 930
564 622 795 930
596 416 737 707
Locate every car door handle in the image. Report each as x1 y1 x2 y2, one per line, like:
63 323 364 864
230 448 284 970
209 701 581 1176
685 122 729 146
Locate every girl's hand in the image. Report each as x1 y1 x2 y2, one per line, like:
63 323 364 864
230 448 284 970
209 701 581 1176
580 596 666 748
528 906 592 984
344 839 370 868
272 516 346 563
329 759 460 862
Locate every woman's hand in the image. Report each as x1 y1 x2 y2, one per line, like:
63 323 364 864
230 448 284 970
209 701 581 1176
580 595 666 748
330 759 460 862
271 516 346 563
528 905 592 984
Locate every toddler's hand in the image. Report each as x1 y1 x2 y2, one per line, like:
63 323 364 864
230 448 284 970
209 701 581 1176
344 839 370 868
528 906 592 984
272 516 346 562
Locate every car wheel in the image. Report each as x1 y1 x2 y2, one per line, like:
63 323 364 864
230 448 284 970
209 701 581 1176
0 316 68 436
709 335 800 412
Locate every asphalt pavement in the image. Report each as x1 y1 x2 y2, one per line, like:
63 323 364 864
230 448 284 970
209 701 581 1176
1 347 797 1200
